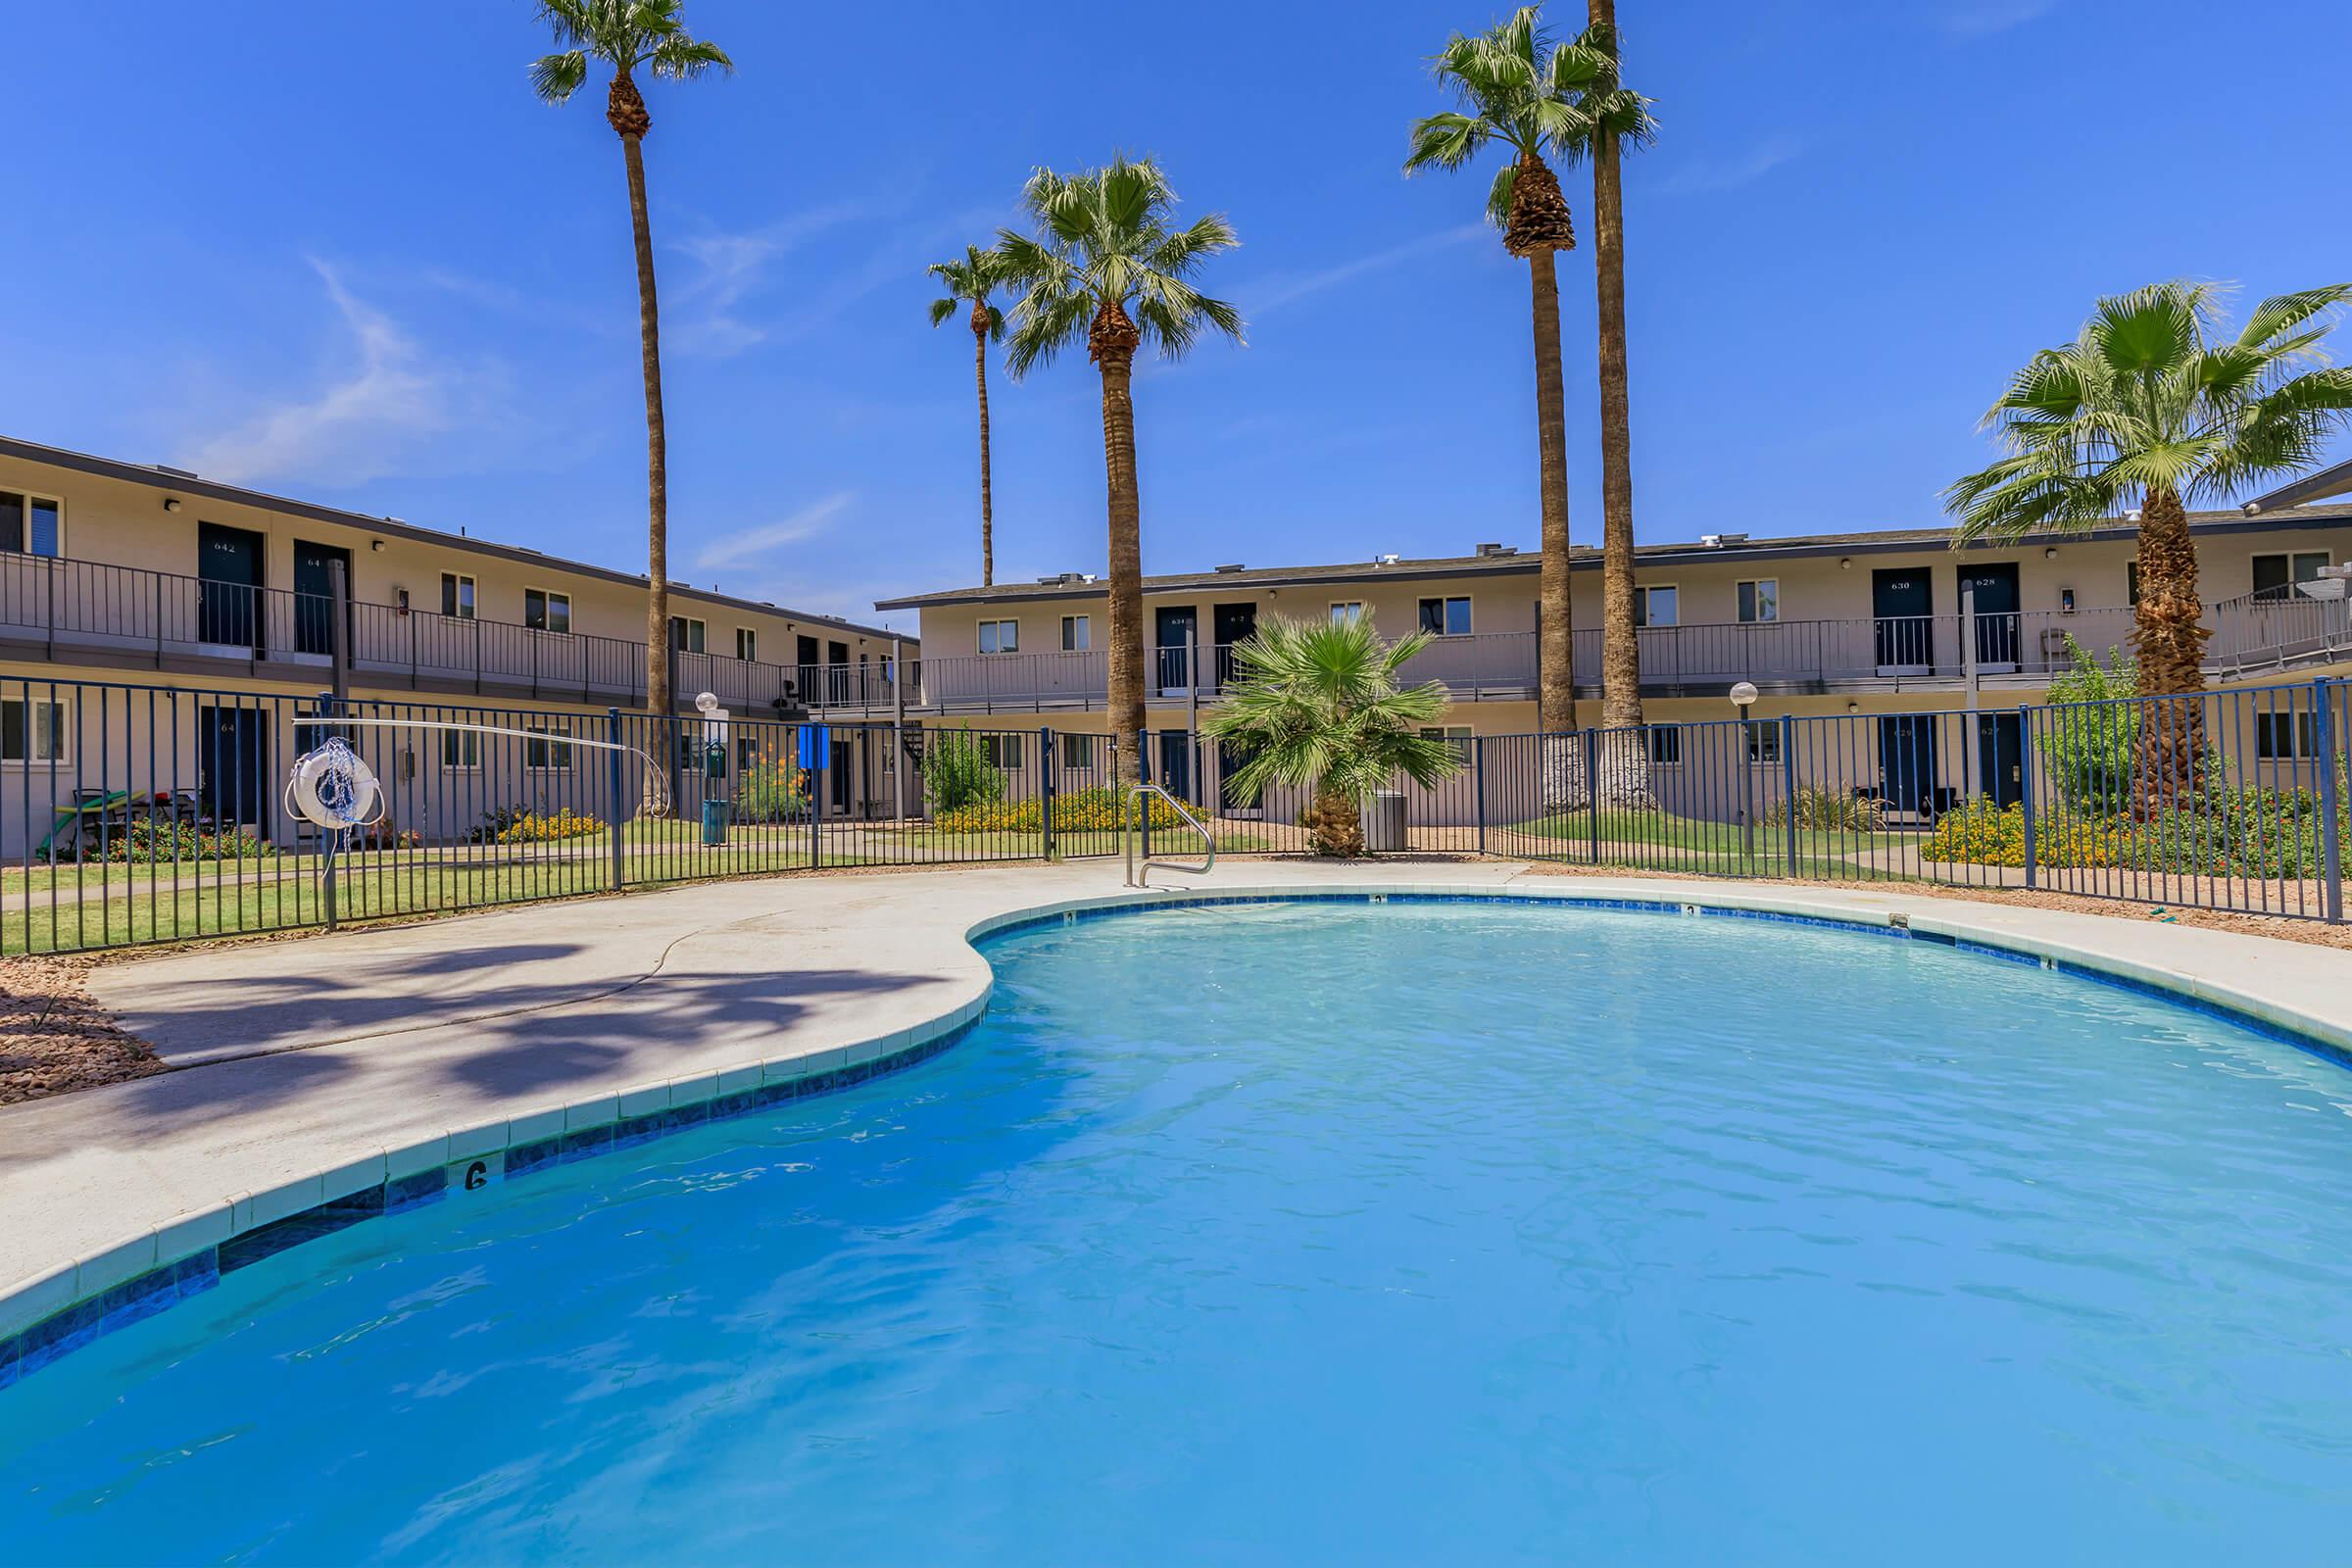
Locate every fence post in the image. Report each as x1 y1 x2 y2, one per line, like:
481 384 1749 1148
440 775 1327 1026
2315 679 2343 924
1139 728 1152 861
808 724 824 870
315 690 338 931
1584 727 1600 864
1040 727 1057 861
606 708 626 892
1780 713 1797 875
2020 705 2039 890
1474 736 1488 857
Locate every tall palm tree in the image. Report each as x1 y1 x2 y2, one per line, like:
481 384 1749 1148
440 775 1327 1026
927 246 1009 587
1947 279 2352 803
1406 8 1612 749
529 0 731 731
1202 614 1459 858
1556 4 1657 798
996 157 1244 783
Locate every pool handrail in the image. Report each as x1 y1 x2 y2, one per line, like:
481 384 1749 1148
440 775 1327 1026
1124 782 1215 887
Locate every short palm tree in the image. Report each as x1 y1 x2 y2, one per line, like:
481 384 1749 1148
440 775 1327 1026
1202 614 1460 858
1947 279 2352 802
996 158 1243 781
927 246 1009 587
1554 6 1658 781
1405 8 1613 742
529 0 731 734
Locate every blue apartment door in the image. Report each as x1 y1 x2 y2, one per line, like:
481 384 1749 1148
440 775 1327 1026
199 705 268 832
1872 568 1933 670
198 522 266 650
1958 563 2021 668
292 539 353 659
1156 729 1193 804
1155 607 1197 693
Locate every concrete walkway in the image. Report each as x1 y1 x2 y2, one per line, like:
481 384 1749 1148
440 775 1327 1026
5 858 2350 1340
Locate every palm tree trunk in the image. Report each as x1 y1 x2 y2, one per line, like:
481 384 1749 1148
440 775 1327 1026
2131 481 2209 812
1531 250 1574 734
1099 345 1145 785
618 116 673 813
973 323 995 588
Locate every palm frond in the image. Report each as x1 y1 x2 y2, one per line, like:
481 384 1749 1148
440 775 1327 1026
530 49 590 103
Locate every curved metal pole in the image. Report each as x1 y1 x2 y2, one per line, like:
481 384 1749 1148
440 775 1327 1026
1124 782 1214 887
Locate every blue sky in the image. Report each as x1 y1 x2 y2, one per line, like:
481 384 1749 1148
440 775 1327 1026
5 1 2348 631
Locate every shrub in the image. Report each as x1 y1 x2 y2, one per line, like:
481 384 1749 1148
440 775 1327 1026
922 731 1004 812
934 785 1185 835
2036 639 2138 816
738 756 810 823
1766 785 1886 832
496 807 603 845
89 817 270 864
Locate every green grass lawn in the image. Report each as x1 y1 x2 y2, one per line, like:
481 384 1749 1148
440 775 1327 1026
1495 808 1923 881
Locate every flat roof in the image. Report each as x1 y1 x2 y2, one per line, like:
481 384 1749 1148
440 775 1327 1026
872 505 2352 611
0 434 907 645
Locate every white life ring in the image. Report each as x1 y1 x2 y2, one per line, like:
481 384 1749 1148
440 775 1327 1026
288 741 382 829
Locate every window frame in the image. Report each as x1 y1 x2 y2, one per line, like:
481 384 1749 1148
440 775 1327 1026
1418 723 1475 764
0 696 70 764
1329 601 1366 626
1737 578 1779 624
735 626 757 662
0 489 65 559
1059 613 1092 653
979 733 1024 769
1746 718 1782 764
440 571 476 620
441 727 481 770
523 586 573 636
669 615 708 655
978 618 1020 655
524 721 575 771
1633 583 1680 628
1061 732 1098 769
2256 710 2317 760
1645 725 1682 764
1416 596 1473 637
2251 551 2330 604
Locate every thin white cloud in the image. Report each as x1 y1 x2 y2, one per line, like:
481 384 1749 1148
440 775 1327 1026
1246 224 1489 314
692 492 854 572
667 200 896 357
1658 133 1806 195
1938 0 2054 36
185 260 513 486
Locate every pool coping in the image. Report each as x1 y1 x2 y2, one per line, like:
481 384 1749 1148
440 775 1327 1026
5 878 2348 1390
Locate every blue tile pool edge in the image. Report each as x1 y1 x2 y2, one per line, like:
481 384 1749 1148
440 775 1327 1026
4 882 2343 1392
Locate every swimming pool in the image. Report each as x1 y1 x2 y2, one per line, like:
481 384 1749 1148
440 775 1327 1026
4 898 2350 1563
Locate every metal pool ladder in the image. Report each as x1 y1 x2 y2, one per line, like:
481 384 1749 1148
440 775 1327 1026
1123 783 1215 887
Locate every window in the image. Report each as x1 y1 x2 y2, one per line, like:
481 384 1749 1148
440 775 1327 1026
1738 579 1779 623
1060 614 1091 652
978 619 1019 655
1646 726 1682 764
440 572 475 619
1419 724 1474 763
2252 552 2330 603
1330 601 1365 625
736 734 761 773
525 723 574 770
2257 711 2317 760
670 615 707 654
524 588 571 634
980 733 1023 769
1417 596 1473 636
735 627 757 662
0 491 63 558
1633 585 1679 627
1062 733 1098 769
441 729 480 769
0 698 68 762
1746 718 1781 763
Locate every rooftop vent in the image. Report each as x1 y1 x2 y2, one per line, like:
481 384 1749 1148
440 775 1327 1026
1038 571 1095 585
1474 542 1516 558
153 464 199 479
1375 553 1400 566
1699 532 1750 549
1214 563 1245 573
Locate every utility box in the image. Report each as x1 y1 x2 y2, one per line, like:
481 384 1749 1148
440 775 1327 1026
1365 790 1407 854
701 797 729 846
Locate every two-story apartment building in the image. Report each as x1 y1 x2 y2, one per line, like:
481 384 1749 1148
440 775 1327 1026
0 435 916 851
874 506 2352 821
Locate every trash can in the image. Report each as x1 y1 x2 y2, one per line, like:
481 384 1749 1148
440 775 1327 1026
701 797 729 846
1365 790 1407 854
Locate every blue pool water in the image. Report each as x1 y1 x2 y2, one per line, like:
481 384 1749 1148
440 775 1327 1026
5 901 2352 1563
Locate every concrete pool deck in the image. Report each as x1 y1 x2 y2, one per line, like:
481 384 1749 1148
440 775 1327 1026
3 858 2350 1346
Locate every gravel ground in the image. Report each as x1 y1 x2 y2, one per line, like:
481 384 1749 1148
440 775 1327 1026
0 956 163 1105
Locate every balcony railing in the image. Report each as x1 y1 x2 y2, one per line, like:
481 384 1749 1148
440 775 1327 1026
0 553 906 712
906 601 2352 711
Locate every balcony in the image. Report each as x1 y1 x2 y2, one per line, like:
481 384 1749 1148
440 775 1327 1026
903 599 2352 713
0 553 907 713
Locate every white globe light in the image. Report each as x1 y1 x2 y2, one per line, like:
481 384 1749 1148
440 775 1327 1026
1729 681 1760 709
